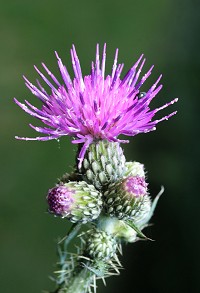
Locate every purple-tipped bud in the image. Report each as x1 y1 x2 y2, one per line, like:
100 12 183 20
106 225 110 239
47 185 75 217
104 175 149 220
47 181 103 223
123 176 147 198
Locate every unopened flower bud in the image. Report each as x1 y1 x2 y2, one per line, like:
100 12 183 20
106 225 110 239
47 181 103 223
124 161 145 178
80 140 127 190
85 229 117 261
104 175 148 220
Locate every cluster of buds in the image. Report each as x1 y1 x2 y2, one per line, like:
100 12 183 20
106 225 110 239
47 140 155 262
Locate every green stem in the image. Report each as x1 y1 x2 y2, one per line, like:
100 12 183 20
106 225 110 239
58 266 93 293
64 223 82 250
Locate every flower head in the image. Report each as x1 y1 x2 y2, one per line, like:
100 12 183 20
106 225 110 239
47 181 103 223
47 185 75 216
15 44 178 168
104 175 149 220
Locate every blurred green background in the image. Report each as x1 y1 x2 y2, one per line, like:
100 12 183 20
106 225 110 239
0 0 199 292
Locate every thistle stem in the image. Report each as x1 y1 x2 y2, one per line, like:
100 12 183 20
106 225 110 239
58 265 93 293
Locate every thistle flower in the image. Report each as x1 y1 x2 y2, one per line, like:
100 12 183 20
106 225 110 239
14 44 178 168
47 181 103 223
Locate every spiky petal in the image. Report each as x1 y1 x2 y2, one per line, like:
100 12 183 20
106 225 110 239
15 44 178 168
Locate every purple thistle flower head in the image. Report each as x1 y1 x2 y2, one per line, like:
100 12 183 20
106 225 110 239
123 176 148 198
104 175 149 220
14 44 178 168
47 181 103 223
47 185 75 217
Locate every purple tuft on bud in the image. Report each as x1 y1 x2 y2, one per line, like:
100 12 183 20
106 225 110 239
47 185 75 217
123 176 147 198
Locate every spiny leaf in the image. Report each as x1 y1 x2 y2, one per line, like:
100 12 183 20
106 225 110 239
143 185 164 225
126 220 153 241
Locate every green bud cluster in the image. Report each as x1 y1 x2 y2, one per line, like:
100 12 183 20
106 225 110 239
47 139 161 292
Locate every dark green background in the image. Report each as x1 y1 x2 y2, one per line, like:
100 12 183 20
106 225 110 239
0 0 199 292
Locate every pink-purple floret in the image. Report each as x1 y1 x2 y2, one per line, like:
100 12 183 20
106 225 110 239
124 176 147 197
47 185 75 216
14 44 178 168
